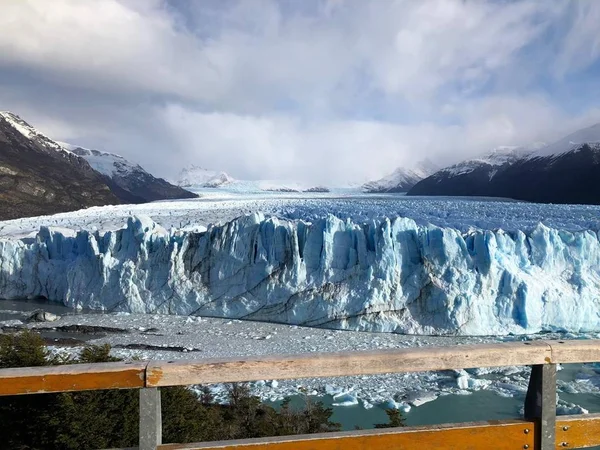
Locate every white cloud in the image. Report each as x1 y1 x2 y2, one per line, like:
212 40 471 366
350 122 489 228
0 0 568 107
1 0 600 183
351 0 562 99
160 99 600 184
0 0 226 100
554 0 600 76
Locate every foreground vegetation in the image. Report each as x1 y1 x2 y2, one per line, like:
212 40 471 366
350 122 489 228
0 331 404 449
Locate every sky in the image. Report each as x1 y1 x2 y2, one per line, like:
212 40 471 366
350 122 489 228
1 0 600 185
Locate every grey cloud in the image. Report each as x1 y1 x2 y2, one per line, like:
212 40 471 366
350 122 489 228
0 0 599 184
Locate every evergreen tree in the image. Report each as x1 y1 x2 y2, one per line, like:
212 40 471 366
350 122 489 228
374 408 405 428
0 331 342 449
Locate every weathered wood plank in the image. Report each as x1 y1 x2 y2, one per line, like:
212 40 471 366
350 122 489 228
146 341 552 386
0 362 146 396
555 414 600 449
157 419 536 450
140 388 162 450
548 340 600 365
540 365 557 450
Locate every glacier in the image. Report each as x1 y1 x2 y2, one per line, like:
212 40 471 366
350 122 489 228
1 213 600 335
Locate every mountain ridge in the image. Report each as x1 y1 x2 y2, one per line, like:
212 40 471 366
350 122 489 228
409 123 600 205
362 159 439 193
70 145 198 203
177 165 234 188
0 111 198 220
0 112 119 220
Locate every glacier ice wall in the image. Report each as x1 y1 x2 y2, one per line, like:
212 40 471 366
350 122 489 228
1 214 600 335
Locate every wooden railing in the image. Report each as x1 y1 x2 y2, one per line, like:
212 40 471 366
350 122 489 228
1 340 600 450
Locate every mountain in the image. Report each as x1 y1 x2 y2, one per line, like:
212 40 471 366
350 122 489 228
177 165 234 188
177 165 331 193
409 123 600 204
0 111 118 220
407 146 538 197
535 123 600 157
494 142 600 204
362 159 439 193
68 145 197 203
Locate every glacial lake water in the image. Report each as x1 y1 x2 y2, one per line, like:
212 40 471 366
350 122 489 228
273 389 600 430
273 391 600 450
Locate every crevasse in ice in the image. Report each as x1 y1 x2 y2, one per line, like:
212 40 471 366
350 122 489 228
1 213 599 335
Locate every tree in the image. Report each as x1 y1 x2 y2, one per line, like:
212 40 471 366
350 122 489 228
0 331 64 449
0 330 58 368
0 331 342 449
374 408 405 428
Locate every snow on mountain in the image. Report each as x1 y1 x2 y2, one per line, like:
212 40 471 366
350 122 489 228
533 122 600 157
412 158 440 178
2 212 600 336
0 111 72 155
177 165 234 188
0 112 118 220
67 145 198 204
440 146 539 178
363 159 439 193
177 165 333 193
248 180 324 193
69 146 140 178
410 123 600 204
362 168 421 193
408 145 543 199
208 179 333 194
203 172 234 188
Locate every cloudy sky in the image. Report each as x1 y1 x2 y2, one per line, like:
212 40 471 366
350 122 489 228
1 0 600 184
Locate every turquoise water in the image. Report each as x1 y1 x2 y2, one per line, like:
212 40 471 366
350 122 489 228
271 389 600 440
286 391 600 449
270 391 523 430
270 389 600 449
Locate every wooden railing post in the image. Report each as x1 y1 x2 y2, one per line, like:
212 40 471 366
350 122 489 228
139 387 162 450
524 364 556 450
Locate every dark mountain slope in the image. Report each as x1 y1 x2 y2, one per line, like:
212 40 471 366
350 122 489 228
71 147 198 203
492 144 600 204
0 112 119 220
409 124 600 205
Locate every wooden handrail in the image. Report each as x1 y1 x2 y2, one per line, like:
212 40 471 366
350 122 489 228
157 419 539 450
0 340 599 395
0 361 146 396
1 339 600 450
145 339 600 387
146 340 551 387
155 414 600 450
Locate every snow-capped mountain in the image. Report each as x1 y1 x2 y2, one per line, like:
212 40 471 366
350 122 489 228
0 111 118 220
362 159 439 193
440 146 537 177
0 111 72 156
69 145 197 203
177 165 332 193
0 110 198 220
534 122 600 158
177 165 234 188
409 123 600 204
59 142 134 177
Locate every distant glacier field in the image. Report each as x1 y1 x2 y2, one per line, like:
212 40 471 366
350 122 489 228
1 192 600 336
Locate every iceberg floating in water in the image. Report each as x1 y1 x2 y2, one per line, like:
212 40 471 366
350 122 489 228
1 213 600 336
332 392 359 407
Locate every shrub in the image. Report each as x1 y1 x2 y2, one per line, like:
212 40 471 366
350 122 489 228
0 331 343 449
375 408 405 428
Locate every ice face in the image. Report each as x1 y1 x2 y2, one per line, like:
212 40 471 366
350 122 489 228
1 213 600 336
